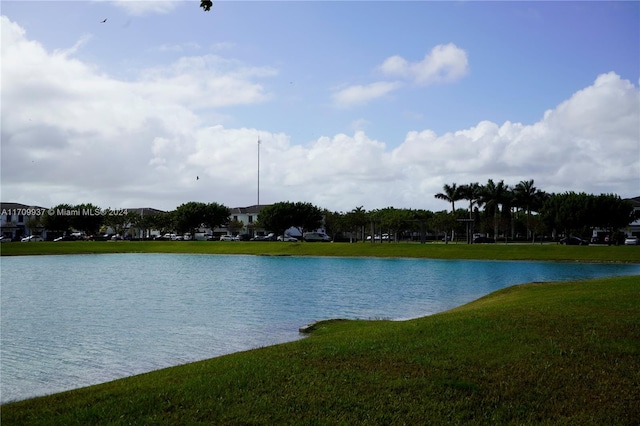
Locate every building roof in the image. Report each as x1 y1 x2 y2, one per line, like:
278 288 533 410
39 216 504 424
624 196 640 208
1 202 48 210
229 204 270 215
125 207 166 216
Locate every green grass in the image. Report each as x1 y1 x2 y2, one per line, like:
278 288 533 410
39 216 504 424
2 275 639 425
2 240 640 263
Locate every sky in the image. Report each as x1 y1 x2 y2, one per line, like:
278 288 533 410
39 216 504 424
1 1 639 213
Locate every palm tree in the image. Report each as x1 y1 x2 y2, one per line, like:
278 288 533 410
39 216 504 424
460 183 481 216
460 182 481 243
435 183 463 242
435 183 463 213
513 179 546 242
478 179 510 240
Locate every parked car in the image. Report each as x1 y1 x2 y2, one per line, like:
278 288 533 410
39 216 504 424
154 233 173 241
220 234 235 241
21 235 43 242
277 235 298 242
559 236 588 246
252 233 276 241
303 232 331 242
624 236 639 245
473 236 495 244
1 236 13 243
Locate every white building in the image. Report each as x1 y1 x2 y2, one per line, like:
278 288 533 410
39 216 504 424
225 204 269 237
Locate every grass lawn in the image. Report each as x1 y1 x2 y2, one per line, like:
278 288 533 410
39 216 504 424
2 240 640 263
2 275 639 425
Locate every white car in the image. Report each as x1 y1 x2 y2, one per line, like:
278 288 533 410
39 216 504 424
303 232 331 242
624 236 639 245
1 236 13 243
277 235 298 242
220 235 235 241
21 236 43 242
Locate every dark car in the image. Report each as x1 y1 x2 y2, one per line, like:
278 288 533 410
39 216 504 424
559 236 588 246
473 236 495 244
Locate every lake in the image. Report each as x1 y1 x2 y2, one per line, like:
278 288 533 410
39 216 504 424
1 253 639 403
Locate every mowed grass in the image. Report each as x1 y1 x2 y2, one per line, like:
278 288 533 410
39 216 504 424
2 240 640 263
2 275 639 425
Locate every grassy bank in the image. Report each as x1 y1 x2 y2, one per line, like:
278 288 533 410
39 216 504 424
2 240 640 262
3 275 639 425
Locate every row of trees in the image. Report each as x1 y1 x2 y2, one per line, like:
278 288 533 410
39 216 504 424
25 179 636 243
31 202 230 239
433 179 546 242
427 179 635 243
318 179 635 244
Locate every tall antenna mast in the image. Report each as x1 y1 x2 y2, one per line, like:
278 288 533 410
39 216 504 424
257 136 260 206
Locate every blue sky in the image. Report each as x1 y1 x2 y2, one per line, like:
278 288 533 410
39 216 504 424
2 1 639 212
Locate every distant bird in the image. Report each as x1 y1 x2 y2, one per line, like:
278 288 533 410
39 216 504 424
196 176 199 180
100 18 107 23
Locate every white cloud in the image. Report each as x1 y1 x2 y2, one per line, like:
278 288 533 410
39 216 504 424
112 0 182 16
1 16 638 213
137 55 277 109
391 71 639 202
332 43 468 108
332 81 402 108
380 43 469 85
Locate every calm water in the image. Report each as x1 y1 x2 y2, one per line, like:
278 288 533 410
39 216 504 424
1 254 639 403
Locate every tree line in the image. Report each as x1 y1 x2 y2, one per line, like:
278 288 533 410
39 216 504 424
26 179 636 243
321 179 635 244
29 202 230 240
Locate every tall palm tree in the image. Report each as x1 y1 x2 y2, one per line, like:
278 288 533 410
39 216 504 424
513 179 545 242
460 182 481 217
435 183 463 242
460 182 481 243
435 183 463 214
478 179 509 239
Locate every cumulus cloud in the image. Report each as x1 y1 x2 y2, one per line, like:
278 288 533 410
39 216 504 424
333 43 468 108
137 55 277 109
332 81 402 108
1 16 637 213
391 71 639 201
0 16 274 209
380 43 469 85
